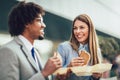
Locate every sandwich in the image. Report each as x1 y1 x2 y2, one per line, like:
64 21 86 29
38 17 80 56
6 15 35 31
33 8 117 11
79 50 90 66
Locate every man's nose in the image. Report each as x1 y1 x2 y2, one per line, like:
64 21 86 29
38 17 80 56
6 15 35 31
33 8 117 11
41 22 46 28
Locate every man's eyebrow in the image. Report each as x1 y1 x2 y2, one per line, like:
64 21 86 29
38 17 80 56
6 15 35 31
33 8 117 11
36 17 43 21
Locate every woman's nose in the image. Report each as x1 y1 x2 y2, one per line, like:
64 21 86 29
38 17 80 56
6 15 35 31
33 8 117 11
76 28 81 33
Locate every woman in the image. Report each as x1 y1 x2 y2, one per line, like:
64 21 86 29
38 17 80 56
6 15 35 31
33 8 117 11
57 14 103 80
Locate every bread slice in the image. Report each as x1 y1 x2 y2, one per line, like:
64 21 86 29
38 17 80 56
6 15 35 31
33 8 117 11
79 50 90 66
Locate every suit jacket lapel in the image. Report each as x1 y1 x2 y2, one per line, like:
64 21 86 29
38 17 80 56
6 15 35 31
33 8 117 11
14 37 39 72
22 46 39 71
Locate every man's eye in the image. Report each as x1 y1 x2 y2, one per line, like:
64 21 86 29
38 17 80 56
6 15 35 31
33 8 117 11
37 19 41 22
36 18 42 22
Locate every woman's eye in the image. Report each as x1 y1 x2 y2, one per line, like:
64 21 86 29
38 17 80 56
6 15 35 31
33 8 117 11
79 26 85 29
73 27 77 30
80 27 84 29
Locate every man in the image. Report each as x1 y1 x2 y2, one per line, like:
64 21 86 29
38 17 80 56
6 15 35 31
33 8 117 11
0 1 61 80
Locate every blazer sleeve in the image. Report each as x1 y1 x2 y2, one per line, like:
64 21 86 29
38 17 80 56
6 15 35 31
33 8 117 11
0 47 19 80
28 72 45 80
0 47 45 80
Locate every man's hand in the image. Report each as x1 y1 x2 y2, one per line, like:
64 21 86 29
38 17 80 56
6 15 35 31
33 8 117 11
92 73 102 80
55 69 72 80
41 52 62 77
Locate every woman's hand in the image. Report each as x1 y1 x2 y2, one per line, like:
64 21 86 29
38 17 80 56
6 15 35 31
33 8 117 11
68 57 85 67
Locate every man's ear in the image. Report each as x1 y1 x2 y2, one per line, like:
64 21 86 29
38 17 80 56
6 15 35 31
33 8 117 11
25 24 30 28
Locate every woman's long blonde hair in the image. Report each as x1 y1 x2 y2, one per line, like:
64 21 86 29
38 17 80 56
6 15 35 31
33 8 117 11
70 14 100 65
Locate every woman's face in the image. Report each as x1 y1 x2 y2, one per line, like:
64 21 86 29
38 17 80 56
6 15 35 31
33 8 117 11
73 19 89 44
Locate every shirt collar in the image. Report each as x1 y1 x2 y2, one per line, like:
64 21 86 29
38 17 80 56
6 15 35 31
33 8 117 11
18 35 33 52
78 43 89 51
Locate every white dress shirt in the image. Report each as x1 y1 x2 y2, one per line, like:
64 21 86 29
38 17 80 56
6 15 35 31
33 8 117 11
18 35 40 70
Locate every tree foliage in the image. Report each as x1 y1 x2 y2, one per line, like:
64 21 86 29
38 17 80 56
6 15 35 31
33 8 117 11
98 36 120 56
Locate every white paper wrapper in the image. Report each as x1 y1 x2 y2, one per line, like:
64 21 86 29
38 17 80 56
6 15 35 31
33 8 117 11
53 63 112 76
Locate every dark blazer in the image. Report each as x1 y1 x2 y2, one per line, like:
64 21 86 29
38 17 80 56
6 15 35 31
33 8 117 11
0 37 45 80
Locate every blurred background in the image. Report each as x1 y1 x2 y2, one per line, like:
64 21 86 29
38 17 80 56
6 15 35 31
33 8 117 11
0 0 120 79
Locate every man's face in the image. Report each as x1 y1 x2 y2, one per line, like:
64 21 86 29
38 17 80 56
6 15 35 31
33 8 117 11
26 14 46 40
